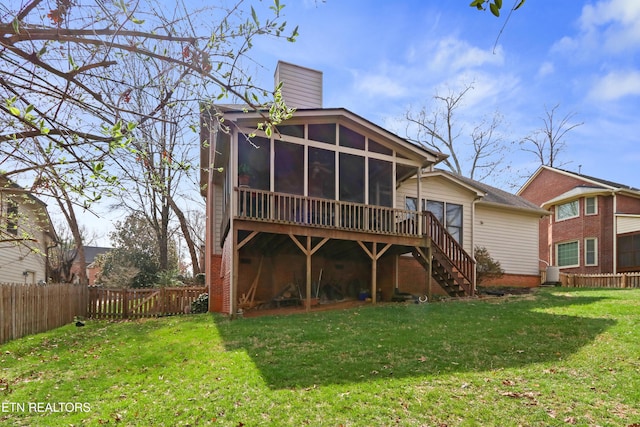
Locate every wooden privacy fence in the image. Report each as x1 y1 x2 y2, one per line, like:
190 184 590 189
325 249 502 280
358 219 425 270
0 283 88 345
87 286 207 319
560 272 640 288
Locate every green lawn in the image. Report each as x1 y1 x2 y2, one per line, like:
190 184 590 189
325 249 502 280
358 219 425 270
1 287 639 426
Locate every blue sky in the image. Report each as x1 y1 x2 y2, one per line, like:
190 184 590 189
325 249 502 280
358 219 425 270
245 0 640 189
81 0 640 245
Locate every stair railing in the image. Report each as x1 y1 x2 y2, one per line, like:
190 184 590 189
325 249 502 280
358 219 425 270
423 211 475 294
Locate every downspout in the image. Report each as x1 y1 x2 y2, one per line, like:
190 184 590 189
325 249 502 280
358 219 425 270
471 196 481 292
230 129 238 316
613 191 618 274
417 167 422 235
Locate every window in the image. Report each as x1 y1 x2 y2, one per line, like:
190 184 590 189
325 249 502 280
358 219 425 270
274 140 304 195
557 241 579 267
368 139 393 155
585 197 597 215
308 147 335 199
426 200 444 223
238 135 270 191
618 233 640 271
556 200 579 221
405 197 418 213
368 158 392 207
585 238 597 266
6 200 18 235
277 124 305 138
338 125 365 150
446 203 463 243
426 200 462 244
308 123 336 145
339 153 364 203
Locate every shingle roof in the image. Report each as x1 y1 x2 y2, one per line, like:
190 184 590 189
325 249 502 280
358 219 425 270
436 170 549 214
554 167 640 191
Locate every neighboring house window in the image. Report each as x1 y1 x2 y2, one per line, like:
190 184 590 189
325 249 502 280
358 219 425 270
6 200 18 235
556 200 579 221
585 238 598 266
557 240 579 267
585 197 597 215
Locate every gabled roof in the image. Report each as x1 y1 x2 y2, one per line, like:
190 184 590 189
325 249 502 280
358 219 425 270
541 185 613 209
519 165 640 194
422 170 549 215
518 166 640 208
205 105 448 165
83 246 112 264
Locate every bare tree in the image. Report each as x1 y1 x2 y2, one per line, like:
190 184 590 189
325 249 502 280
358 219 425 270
520 104 583 168
405 84 510 182
0 0 297 282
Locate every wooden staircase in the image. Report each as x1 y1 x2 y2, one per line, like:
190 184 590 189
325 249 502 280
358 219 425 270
412 212 475 297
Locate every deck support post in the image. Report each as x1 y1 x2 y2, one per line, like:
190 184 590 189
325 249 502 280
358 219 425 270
288 234 329 311
358 242 391 304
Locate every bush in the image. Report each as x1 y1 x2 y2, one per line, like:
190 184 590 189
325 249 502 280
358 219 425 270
191 293 209 313
475 246 504 284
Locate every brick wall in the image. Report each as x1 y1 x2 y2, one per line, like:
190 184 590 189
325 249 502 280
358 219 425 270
519 168 587 206
520 168 621 274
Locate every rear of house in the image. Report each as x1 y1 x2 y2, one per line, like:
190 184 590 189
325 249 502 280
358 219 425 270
200 62 544 314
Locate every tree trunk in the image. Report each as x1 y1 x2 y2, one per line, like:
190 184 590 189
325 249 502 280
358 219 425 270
168 196 201 277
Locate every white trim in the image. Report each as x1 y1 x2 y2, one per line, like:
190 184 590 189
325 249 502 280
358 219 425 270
584 237 598 266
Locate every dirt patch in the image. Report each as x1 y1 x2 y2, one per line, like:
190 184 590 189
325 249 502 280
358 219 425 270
477 286 536 297
241 299 367 318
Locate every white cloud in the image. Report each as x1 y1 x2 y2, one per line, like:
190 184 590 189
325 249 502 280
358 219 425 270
555 0 640 54
429 37 504 74
588 70 640 101
353 71 409 98
537 62 555 78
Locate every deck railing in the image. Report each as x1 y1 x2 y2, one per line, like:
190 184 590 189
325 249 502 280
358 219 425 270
235 187 425 236
235 188 475 290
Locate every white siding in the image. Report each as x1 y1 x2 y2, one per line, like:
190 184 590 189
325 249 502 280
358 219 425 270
617 215 640 235
397 176 475 253
0 196 50 284
274 61 323 109
475 205 540 275
213 183 224 254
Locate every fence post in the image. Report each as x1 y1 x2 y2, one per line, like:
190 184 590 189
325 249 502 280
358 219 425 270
621 273 627 289
122 289 129 319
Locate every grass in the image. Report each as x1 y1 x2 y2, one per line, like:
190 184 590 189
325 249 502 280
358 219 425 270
1 287 639 426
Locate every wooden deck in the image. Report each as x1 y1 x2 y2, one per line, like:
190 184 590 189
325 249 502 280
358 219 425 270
229 188 475 300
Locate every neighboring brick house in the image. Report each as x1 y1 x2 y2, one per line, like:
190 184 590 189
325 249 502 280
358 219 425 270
518 166 640 274
69 246 111 285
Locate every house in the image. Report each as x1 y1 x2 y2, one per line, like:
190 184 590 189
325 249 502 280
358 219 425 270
518 165 640 274
200 62 544 315
397 170 549 291
69 246 112 285
0 176 57 284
